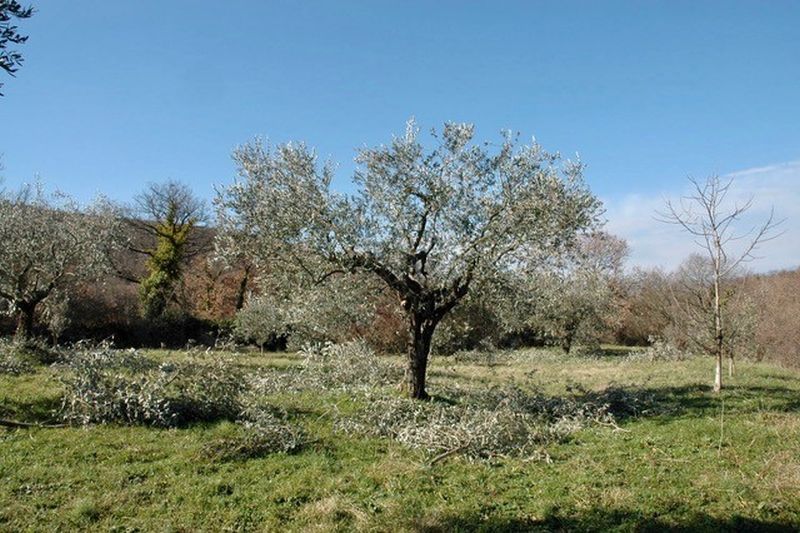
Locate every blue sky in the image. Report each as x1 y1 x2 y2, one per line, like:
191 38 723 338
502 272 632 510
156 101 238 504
1 1 798 270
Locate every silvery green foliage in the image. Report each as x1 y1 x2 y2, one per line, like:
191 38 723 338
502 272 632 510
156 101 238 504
59 345 244 427
627 337 692 362
215 121 601 343
235 273 386 350
203 413 306 461
0 339 33 375
431 291 504 354
0 354 32 375
335 386 612 462
0 181 126 333
249 340 403 395
233 393 307 456
42 291 70 341
299 339 403 390
58 348 175 426
233 296 285 349
334 383 661 462
494 232 627 352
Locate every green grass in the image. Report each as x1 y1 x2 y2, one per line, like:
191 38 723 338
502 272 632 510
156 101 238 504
2 349 799 532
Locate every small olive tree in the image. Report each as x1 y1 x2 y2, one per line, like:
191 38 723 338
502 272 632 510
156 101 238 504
234 272 384 351
0 182 124 339
216 121 600 399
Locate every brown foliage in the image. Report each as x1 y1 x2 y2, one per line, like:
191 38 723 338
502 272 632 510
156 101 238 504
745 268 800 367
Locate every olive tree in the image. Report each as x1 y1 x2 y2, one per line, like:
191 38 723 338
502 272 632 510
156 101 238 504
216 121 601 399
0 182 124 339
545 233 626 353
493 232 627 353
234 272 385 351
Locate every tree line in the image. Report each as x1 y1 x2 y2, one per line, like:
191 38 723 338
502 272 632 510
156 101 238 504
1 122 789 397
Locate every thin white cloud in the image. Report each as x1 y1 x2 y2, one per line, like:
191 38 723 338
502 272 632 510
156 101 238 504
603 161 800 273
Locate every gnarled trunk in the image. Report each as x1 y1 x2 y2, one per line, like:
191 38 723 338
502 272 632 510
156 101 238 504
406 314 437 400
14 301 37 340
561 326 576 354
235 266 251 311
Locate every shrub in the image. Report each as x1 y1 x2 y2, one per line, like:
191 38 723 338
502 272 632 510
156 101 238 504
626 337 692 362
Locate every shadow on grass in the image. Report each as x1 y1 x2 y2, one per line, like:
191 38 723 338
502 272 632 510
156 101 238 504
0 394 63 424
580 382 800 424
434 379 800 427
418 507 798 532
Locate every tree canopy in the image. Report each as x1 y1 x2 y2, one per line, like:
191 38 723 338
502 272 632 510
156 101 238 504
0 182 124 338
216 121 602 398
0 1 34 96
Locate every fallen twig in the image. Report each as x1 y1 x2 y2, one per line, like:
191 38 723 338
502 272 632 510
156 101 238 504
0 418 67 429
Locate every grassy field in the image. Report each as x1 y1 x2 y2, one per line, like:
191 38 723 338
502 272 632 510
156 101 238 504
1 348 799 532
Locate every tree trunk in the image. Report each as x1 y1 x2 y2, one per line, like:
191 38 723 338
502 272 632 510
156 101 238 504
713 272 723 393
714 351 722 393
728 355 735 378
235 268 250 311
406 314 436 400
560 338 571 354
561 327 575 354
14 302 36 341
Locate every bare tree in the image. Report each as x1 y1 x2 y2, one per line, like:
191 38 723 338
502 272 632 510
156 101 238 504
216 121 601 399
664 254 756 363
659 175 782 392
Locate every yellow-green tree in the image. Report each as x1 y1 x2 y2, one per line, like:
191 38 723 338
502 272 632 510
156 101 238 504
130 180 208 319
